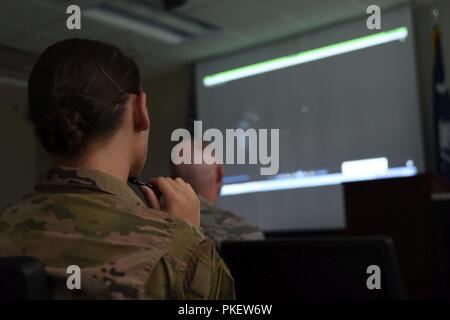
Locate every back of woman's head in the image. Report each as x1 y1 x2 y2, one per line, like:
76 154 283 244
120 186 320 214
29 38 141 157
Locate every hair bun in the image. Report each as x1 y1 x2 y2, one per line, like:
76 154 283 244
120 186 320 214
36 107 89 155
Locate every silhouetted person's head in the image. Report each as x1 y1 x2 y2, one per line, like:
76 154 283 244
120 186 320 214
28 38 150 180
171 140 223 205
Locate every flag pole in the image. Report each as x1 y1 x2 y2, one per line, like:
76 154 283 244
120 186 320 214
432 8 440 26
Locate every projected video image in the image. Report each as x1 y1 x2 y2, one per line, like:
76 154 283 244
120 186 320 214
196 7 424 232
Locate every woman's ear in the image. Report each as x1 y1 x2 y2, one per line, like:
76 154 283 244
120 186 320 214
216 164 224 186
133 92 150 131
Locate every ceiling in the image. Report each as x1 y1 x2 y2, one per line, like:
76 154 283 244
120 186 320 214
0 0 439 88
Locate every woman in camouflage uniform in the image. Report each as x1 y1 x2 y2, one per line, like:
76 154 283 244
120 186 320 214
0 38 234 300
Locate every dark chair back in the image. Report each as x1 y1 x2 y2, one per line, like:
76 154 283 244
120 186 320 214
0 256 50 300
221 236 406 300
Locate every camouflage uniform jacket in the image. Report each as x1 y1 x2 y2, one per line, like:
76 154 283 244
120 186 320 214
0 167 235 300
200 196 265 249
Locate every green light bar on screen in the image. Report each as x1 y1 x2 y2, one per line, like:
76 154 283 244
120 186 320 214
203 27 408 87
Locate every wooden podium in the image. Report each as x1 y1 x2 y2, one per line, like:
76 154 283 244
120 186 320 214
343 174 450 299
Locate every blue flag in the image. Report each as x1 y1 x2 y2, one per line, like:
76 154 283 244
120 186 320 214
433 25 450 180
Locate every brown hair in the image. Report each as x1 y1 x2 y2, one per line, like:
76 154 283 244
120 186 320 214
28 38 141 156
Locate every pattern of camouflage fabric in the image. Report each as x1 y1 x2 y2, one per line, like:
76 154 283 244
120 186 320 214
200 196 265 249
0 167 235 300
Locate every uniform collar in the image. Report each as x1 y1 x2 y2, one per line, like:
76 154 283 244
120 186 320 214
199 196 214 212
37 166 147 208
